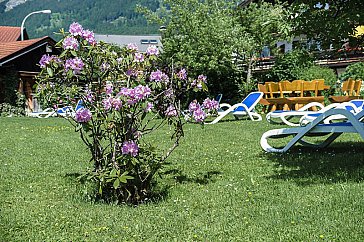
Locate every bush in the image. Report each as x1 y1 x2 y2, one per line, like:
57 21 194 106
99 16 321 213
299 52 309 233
298 65 337 87
339 62 364 81
266 49 314 81
36 23 216 204
0 92 26 117
0 103 25 117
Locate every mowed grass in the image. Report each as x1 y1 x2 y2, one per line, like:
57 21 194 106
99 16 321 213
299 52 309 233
1 116 364 241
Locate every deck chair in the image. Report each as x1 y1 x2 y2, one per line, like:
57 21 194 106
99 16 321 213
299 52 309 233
27 100 83 118
299 99 364 125
261 108 364 153
266 101 325 126
205 92 263 124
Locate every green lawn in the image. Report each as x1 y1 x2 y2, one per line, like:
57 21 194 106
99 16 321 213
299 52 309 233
1 117 364 241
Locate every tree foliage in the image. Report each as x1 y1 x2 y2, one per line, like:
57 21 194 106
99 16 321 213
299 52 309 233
139 0 292 100
290 0 364 50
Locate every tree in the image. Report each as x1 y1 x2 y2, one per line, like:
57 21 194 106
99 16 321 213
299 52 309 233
290 0 364 50
235 1 292 88
139 0 292 100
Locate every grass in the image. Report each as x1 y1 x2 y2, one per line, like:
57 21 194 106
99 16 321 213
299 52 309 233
1 116 364 241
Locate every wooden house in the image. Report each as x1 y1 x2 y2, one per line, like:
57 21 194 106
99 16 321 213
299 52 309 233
0 26 56 111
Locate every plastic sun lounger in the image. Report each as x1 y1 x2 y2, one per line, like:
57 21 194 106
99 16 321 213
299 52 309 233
266 102 325 126
28 100 84 118
299 99 364 126
260 108 364 153
205 92 263 124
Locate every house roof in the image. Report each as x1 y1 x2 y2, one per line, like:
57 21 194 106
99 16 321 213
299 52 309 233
95 34 162 52
0 36 55 66
0 26 24 42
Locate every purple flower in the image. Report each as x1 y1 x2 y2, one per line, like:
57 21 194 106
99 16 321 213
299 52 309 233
150 70 163 82
81 29 96 45
39 54 62 68
75 108 92 123
65 57 84 74
134 53 144 63
188 100 200 113
134 85 151 99
177 68 187 80
193 107 206 123
145 102 153 112
39 54 52 68
102 97 112 110
127 43 138 51
105 83 113 95
122 140 139 157
101 62 110 72
198 74 207 83
85 88 94 103
69 22 83 36
203 98 219 111
164 88 175 99
63 36 79 50
165 105 178 117
118 87 130 97
126 69 138 77
112 98 122 110
146 45 159 56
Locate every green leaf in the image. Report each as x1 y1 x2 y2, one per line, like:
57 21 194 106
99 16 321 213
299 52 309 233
110 168 117 177
113 178 120 189
71 50 78 57
46 67 53 77
98 185 103 194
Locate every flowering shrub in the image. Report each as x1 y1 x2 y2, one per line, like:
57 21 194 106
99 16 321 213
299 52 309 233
36 23 217 203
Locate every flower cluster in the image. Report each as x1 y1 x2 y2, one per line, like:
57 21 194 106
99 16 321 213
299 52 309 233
203 98 219 112
69 22 96 45
191 74 208 90
39 54 61 68
75 108 92 123
102 97 122 111
176 68 187 80
146 45 159 56
134 53 144 63
127 43 138 51
186 96 219 123
63 36 79 50
118 85 151 105
122 140 139 157
165 105 178 117
150 70 169 83
65 57 85 74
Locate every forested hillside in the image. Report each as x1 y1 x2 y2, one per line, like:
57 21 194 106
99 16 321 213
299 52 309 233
0 0 160 40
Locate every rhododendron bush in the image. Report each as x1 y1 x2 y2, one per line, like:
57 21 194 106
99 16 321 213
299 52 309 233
36 23 217 203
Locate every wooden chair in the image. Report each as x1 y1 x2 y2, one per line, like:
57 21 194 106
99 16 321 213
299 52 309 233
342 78 355 96
265 82 292 110
330 79 363 103
353 79 362 96
258 84 271 112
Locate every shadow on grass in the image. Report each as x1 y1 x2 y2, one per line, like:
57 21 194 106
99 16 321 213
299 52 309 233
162 169 222 185
64 172 171 206
64 169 221 206
263 142 364 185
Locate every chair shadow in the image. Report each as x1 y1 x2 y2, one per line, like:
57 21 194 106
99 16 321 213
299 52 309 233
263 142 364 185
162 169 222 185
